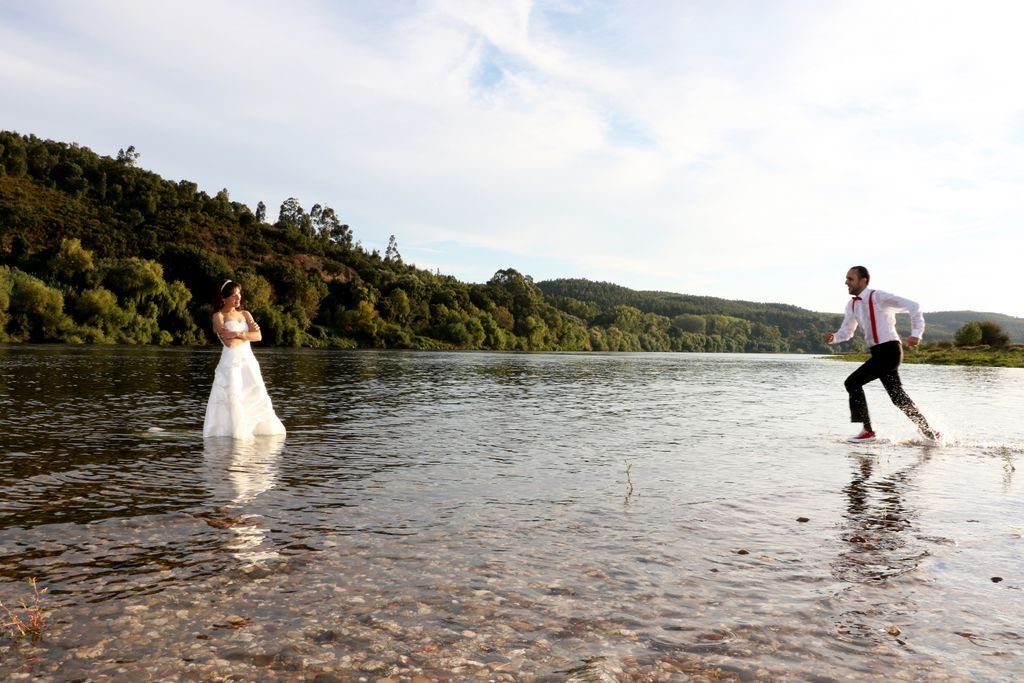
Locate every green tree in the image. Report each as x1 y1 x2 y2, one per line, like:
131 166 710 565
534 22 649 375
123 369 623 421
675 332 708 352
100 257 166 303
0 131 29 176
520 314 551 350
3 267 68 342
601 305 645 335
328 219 353 248
954 321 983 347
235 271 275 317
672 314 706 334
339 300 380 340
747 322 786 352
381 288 412 325
978 321 1010 348
556 318 591 351
161 245 231 306
27 144 57 180
259 259 324 328
487 269 544 329
706 315 751 351
385 235 402 262
73 287 123 340
116 145 140 167
52 159 87 196
463 316 486 347
160 280 203 344
277 197 313 237
479 312 507 349
0 266 13 341
307 204 345 243
48 238 97 287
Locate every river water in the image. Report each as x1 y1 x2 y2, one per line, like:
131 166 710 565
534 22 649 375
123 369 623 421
1 346 1022 681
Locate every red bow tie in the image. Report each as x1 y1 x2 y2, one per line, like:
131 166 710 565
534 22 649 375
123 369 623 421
852 296 862 301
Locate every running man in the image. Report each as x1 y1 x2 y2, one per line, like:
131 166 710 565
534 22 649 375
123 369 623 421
824 266 941 445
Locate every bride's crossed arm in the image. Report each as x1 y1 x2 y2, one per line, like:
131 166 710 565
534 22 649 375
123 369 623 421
212 311 239 347
241 310 262 343
212 311 260 348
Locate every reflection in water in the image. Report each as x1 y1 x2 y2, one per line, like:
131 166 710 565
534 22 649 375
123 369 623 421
831 450 935 649
834 451 931 584
199 436 284 564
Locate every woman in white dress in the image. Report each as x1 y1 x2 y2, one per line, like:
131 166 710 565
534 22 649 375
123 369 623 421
203 280 286 439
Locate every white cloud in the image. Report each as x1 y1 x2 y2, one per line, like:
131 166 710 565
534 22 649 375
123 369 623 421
3 0 1023 314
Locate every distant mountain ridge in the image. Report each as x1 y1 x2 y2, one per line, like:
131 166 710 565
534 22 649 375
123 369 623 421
536 278 1024 344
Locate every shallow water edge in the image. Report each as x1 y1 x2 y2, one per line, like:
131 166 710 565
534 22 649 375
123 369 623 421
1 347 1022 680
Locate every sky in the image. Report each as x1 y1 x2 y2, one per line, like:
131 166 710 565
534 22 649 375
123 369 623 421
2 0 1024 316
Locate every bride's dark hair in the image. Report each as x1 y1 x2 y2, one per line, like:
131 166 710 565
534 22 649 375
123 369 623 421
216 280 241 308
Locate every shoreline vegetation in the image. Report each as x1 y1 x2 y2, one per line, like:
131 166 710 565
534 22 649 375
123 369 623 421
828 343 1024 368
2 130 1023 359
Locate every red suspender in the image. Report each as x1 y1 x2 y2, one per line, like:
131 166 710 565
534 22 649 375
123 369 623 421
868 291 879 346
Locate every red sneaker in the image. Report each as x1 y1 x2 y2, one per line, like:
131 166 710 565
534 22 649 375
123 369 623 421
847 430 877 443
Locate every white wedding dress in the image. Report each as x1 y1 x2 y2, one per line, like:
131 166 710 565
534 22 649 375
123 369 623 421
203 319 286 439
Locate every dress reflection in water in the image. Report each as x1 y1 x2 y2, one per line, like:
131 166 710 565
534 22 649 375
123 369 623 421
203 280 286 440
203 435 285 563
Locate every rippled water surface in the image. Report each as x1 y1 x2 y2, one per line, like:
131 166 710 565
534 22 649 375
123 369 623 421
1 346 1023 681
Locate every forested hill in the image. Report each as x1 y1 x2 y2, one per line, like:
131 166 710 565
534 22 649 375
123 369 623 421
0 130 1015 353
537 278 840 352
538 279 1024 346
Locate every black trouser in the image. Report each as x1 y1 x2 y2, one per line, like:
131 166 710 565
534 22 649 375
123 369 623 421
844 340 932 434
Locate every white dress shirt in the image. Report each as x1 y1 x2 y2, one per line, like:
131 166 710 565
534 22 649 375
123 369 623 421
830 288 925 347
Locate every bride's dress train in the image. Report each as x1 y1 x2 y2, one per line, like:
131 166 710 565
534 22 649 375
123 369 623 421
203 319 286 439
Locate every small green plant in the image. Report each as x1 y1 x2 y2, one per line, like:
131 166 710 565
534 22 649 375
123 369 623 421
1 578 47 642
